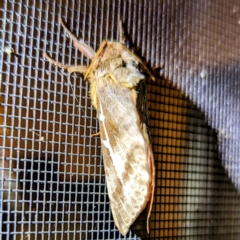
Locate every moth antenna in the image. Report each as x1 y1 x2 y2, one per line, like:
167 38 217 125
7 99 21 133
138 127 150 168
59 18 96 59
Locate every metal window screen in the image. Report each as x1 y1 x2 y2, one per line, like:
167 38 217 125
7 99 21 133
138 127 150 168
1 0 240 240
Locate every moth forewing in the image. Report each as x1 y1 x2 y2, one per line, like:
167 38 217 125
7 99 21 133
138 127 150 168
43 18 155 236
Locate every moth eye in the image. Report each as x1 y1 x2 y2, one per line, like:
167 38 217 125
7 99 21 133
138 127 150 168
122 60 126 67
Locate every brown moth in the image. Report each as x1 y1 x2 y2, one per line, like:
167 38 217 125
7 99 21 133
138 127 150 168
43 18 155 236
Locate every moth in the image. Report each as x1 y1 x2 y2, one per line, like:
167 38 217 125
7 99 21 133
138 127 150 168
43 18 155 236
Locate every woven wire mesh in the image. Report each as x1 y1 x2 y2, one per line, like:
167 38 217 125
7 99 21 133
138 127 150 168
0 0 240 240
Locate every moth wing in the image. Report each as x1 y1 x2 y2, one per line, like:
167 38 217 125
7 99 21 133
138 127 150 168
96 79 153 235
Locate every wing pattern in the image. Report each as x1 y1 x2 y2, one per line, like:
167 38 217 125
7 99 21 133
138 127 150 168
96 79 152 235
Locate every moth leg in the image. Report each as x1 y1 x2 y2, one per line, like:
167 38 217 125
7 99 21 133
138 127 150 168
43 52 88 73
59 18 96 59
91 131 100 137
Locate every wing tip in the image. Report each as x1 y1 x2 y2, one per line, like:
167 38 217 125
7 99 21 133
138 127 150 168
118 226 129 236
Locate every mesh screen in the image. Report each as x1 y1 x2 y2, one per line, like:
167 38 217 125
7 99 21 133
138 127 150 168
1 0 240 239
